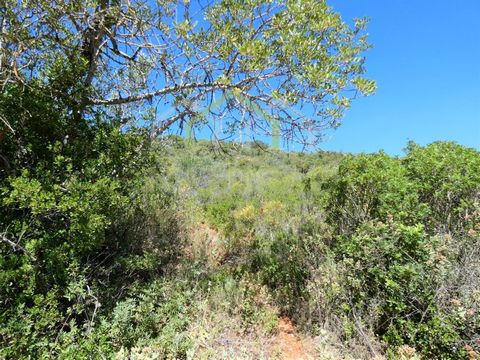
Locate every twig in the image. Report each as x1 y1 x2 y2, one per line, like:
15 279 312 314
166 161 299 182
0 233 36 260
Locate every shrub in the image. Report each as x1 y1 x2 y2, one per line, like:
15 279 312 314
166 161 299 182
246 231 309 313
319 143 480 358
325 152 426 236
0 131 151 357
327 221 476 358
403 141 480 234
204 195 239 233
0 83 170 357
335 222 435 323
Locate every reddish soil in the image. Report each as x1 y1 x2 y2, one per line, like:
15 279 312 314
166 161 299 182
272 316 317 359
186 223 319 359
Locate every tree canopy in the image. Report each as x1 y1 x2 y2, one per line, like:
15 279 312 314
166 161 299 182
1 0 374 145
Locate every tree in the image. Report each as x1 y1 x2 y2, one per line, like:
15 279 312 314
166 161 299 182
1 0 375 146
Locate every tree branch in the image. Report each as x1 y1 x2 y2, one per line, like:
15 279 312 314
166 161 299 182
87 81 239 106
0 234 36 260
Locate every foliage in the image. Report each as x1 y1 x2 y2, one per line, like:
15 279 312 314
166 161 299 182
403 141 480 234
21 1 480 359
335 222 444 353
162 139 479 359
319 143 480 358
2 128 479 359
0 76 167 358
0 128 152 357
246 231 309 313
1 0 374 146
325 152 426 235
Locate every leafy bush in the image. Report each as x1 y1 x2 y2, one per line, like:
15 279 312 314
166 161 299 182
335 222 440 344
0 83 173 357
246 231 309 313
325 152 426 236
3 118 479 360
403 141 480 234
317 143 480 359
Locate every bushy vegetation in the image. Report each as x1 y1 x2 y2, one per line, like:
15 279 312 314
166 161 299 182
0 5 478 357
0 81 170 357
2 123 479 358
1 82 479 360
159 139 479 359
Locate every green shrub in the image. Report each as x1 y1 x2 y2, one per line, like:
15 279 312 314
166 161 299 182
325 152 426 236
319 143 480 358
331 221 475 358
0 83 169 357
246 231 309 313
204 195 239 233
336 221 436 328
403 141 480 234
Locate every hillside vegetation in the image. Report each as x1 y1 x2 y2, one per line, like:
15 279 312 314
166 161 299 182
2 134 479 359
1 0 478 358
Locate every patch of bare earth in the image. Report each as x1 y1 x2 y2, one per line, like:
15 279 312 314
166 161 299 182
268 316 317 360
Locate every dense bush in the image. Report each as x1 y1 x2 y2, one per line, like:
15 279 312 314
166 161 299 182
403 141 480 234
2 118 479 359
0 81 177 357
163 139 479 358
325 152 426 235
318 142 480 359
159 141 480 359
246 231 309 313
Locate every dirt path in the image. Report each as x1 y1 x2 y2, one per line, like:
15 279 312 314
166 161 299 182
272 316 317 359
187 223 319 359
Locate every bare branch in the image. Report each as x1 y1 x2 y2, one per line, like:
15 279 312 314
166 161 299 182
0 233 36 260
87 81 239 106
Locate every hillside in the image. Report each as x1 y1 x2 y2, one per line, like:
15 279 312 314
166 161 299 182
161 139 480 360
2 0 479 358
2 137 479 359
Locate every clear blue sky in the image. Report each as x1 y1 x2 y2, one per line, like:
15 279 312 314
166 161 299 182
319 0 480 155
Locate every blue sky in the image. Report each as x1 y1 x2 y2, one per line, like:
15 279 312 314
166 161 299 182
318 0 480 155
